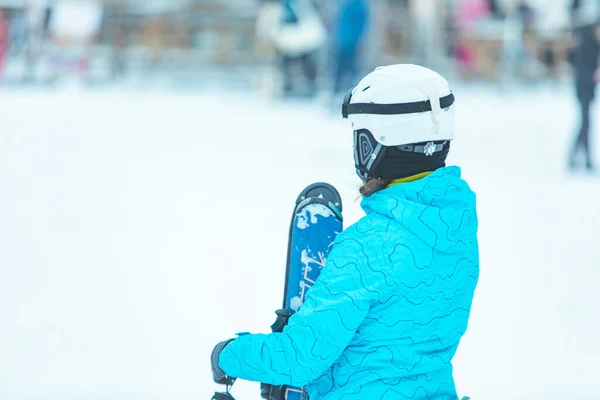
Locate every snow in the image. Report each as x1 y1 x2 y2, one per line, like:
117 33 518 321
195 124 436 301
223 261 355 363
289 296 303 312
0 85 599 400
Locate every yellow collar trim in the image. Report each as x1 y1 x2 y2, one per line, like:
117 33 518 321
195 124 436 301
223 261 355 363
388 171 433 187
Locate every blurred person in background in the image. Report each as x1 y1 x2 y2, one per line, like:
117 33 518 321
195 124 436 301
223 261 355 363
254 0 326 98
523 0 571 82
492 0 523 75
493 0 544 85
48 0 102 82
23 0 50 82
497 0 525 83
0 9 8 82
408 0 443 71
454 0 493 79
568 0 600 172
255 0 284 98
8 8 27 53
278 0 327 98
333 0 369 95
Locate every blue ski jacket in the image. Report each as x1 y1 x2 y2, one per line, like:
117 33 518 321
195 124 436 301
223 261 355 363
335 0 369 50
219 166 479 400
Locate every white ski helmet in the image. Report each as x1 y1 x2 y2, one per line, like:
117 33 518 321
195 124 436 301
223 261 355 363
342 64 456 181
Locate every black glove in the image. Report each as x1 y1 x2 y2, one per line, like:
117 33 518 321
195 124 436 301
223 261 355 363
211 339 236 386
260 383 288 400
212 392 235 400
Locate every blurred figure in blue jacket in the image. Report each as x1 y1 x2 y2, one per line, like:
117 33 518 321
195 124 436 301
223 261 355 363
211 65 479 400
333 0 369 94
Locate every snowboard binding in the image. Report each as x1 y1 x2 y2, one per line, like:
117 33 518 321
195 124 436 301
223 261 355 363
293 182 343 219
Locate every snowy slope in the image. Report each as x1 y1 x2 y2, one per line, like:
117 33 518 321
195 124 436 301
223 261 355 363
0 86 598 400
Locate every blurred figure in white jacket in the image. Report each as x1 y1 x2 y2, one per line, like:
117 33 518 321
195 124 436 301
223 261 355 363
255 0 326 98
524 0 572 81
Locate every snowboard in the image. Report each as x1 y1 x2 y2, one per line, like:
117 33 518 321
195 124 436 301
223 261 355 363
269 183 343 400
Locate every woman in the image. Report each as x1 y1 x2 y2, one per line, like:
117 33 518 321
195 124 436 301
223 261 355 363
211 65 479 400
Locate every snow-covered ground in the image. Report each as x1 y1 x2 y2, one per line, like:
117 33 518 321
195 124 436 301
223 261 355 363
0 85 599 400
